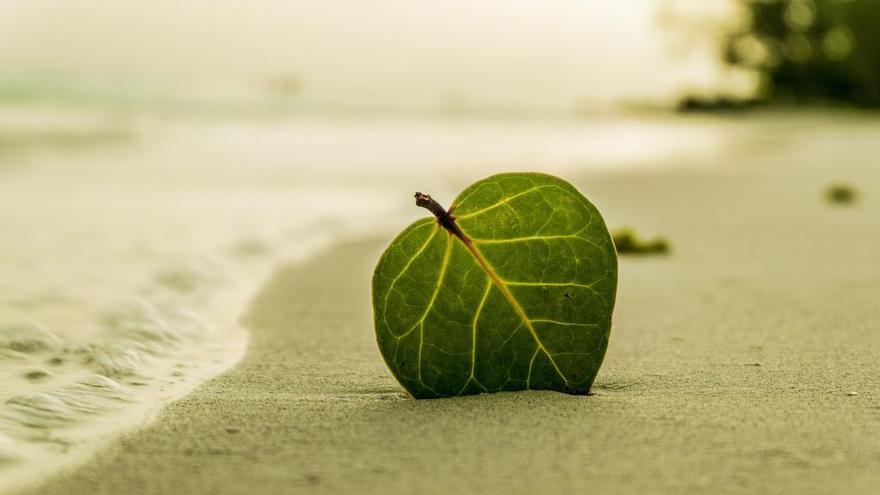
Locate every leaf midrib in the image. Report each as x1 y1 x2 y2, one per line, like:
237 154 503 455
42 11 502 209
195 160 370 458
458 237 571 386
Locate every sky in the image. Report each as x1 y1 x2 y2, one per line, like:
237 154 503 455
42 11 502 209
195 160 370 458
0 0 742 113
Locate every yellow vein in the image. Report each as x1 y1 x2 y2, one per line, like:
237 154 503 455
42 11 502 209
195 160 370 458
531 319 598 328
387 224 439 289
461 241 570 385
526 348 540 388
458 277 492 396
415 236 453 385
382 224 440 321
505 280 605 301
471 233 584 244
455 184 565 221
395 233 451 339
470 225 590 245
505 280 597 289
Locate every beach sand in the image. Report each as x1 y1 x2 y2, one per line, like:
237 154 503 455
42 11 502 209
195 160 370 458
17 140 880 494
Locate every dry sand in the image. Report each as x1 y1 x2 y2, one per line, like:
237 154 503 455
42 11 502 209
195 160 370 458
17 147 880 494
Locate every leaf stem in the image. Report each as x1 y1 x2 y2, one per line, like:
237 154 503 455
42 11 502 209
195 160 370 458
414 192 470 244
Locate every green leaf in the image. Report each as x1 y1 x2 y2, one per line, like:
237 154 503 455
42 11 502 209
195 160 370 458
372 172 618 399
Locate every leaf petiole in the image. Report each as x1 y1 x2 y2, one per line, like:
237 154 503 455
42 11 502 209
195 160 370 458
414 192 470 244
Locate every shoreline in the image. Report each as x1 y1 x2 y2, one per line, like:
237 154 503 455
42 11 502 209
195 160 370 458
16 150 880 493
0 226 348 493
0 265 253 494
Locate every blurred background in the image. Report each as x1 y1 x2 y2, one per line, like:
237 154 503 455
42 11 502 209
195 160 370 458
4 0 878 116
4 0 877 296
0 0 741 117
1 0 880 486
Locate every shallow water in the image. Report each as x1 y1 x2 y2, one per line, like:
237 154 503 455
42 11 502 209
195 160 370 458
2 106 878 490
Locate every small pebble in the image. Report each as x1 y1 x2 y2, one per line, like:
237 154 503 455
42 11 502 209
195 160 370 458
826 183 857 205
24 370 50 380
846 391 859 397
225 427 240 434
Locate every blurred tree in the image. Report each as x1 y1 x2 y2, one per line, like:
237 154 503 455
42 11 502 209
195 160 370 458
724 0 880 107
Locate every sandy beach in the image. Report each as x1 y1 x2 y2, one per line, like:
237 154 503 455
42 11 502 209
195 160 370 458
15 122 880 494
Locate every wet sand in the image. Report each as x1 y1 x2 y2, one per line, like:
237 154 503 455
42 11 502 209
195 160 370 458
17 152 880 494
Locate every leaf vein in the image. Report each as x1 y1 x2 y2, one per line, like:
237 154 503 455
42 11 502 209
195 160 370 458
461 241 571 387
469 229 592 245
457 278 493 396
455 184 568 221
531 319 598 328
382 225 440 332
415 235 454 388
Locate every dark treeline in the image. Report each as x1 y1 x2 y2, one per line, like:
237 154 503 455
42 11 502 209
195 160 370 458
723 0 880 107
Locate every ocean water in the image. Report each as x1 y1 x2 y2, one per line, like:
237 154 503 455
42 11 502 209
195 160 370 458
0 107 821 490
